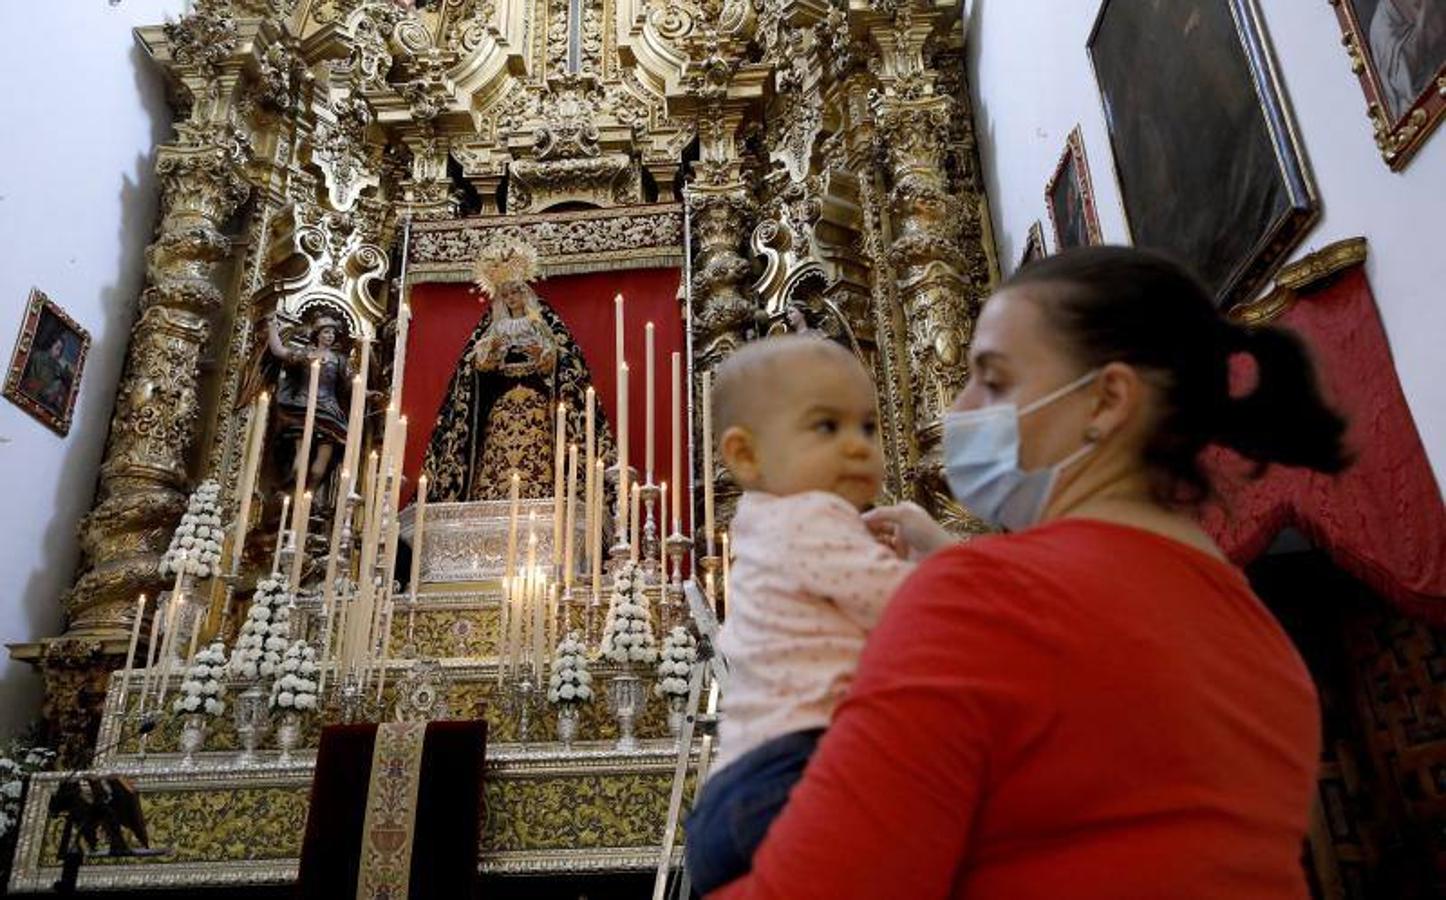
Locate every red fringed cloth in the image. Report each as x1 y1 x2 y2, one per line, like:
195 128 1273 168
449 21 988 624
296 720 487 899
1202 261 1446 624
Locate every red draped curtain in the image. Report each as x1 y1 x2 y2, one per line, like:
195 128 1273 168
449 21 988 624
399 267 686 508
1203 264 1446 624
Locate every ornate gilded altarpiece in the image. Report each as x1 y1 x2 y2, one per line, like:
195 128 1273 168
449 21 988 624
7 0 995 888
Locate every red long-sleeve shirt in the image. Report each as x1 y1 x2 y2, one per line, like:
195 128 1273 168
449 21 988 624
713 518 1320 899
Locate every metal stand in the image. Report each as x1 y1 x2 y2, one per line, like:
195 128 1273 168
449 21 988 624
639 482 661 583
604 463 638 570
509 676 540 746
663 532 691 634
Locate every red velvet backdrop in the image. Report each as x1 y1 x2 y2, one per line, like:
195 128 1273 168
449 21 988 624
1202 265 1446 624
401 267 686 508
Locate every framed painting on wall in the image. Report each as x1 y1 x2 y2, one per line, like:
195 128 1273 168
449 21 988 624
1045 128 1103 251
4 288 90 436
1018 220 1048 272
1329 0 1446 169
1088 0 1318 306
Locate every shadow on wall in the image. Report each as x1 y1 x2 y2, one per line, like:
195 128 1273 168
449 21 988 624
963 0 1010 271
0 41 171 742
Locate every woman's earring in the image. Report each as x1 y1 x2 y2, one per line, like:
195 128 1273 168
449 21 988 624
1083 426 1102 443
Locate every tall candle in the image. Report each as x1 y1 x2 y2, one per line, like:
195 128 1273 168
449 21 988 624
341 372 365 485
322 467 352 604
519 521 538 676
291 358 322 529
670 351 682 533
553 402 565 565
185 603 204 664
377 416 409 620
659 482 668 553
409 475 428 601
618 361 630 540
156 562 187 706
584 387 596 571
138 593 164 711
123 594 146 702
614 294 625 375
563 444 578 591
645 322 655 483
272 495 290 574
288 490 313 591
702 371 715 555
592 458 605 602
532 566 545 683
343 338 372 478
392 302 412 405
630 483 641 563
232 391 269 575
498 575 509 679
505 469 521 582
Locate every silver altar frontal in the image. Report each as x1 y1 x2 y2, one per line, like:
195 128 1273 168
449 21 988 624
401 498 585 584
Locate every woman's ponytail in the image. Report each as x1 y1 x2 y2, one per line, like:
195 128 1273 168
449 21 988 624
1213 323 1351 474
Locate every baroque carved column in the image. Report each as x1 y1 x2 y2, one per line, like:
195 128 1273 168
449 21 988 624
67 121 252 639
863 1 977 509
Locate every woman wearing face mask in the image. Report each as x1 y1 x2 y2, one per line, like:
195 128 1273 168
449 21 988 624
708 246 1349 899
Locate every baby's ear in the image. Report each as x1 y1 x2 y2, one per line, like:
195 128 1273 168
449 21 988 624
719 425 758 482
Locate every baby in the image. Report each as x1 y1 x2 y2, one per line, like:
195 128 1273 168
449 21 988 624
685 335 915 894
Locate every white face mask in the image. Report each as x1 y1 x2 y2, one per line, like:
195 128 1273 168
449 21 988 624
941 369 1100 532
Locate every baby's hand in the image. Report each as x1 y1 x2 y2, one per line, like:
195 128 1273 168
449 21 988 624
863 502 958 561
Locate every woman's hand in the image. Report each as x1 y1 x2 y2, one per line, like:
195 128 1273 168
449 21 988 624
863 502 958 560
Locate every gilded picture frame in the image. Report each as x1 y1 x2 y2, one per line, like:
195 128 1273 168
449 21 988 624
1045 127 1104 252
1017 220 1048 272
4 288 91 436
1330 0 1446 170
1088 0 1319 307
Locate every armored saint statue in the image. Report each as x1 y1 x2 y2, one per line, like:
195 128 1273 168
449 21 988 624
240 308 355 493
420 238 612 501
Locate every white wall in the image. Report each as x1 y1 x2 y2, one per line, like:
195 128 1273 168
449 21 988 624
0 1 187 740
966 0 1446 488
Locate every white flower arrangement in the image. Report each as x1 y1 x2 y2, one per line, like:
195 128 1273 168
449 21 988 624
269 640 320 712
230 576 292 680
654 627 698 699
173 640 228 717
159 480 225 580
599 560 658 666
547 632 595 705
0 744 54 843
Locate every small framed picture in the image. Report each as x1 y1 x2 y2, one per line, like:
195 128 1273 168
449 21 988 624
4 288 90 436
1329 0 1446 169
1018 221 1048 272
1045 127 1104 251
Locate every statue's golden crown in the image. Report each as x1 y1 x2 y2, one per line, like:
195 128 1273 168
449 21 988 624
471 237 542 298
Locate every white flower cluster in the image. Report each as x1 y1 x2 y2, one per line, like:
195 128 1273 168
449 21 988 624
173 640 228 717
547 632 595 704
600 561 658 665
0 745 54 841
654 627 698 698
269 640 320 711
159 480 225 579
230 576 292 680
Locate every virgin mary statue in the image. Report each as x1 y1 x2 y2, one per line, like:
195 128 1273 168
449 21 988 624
420 238 613 501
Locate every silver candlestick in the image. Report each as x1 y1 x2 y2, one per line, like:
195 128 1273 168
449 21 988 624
639 482 661 583
604 463 639 568
664 531 692 634
509 676 540 746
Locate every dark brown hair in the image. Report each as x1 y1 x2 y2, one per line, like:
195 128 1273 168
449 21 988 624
1006 246 1350 504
